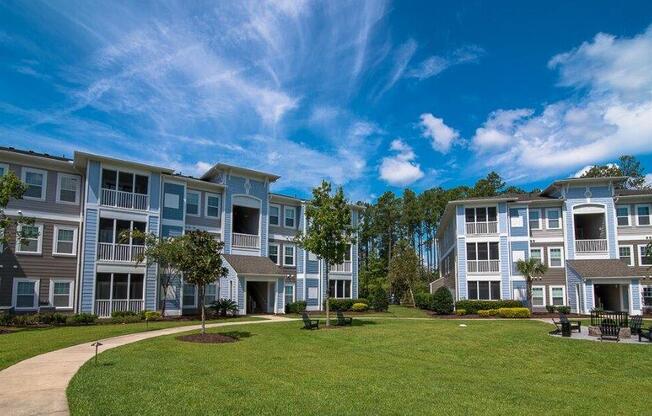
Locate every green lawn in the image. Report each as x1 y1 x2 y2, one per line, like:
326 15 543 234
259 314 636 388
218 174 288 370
294 305 431 319
68 319 651 415
0 316 261 371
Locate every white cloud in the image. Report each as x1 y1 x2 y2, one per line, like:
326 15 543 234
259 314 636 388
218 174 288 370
379 139 424 186
406 45 485 80
419 113 460 153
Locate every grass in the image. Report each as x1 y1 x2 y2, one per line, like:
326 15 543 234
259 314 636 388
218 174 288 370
0 316 262 371
68 318 651 415
294 305 431 319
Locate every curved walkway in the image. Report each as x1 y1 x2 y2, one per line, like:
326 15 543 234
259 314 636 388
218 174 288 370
0 316 295 416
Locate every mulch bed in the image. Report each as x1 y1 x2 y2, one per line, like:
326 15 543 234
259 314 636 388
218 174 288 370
176 333 238 344
0 328 15 335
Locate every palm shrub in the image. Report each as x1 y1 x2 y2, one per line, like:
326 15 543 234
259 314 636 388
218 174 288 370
210 298 239 317
515 257 548 312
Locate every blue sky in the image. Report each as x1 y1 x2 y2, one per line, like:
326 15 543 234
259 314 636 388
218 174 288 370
1 1 652 201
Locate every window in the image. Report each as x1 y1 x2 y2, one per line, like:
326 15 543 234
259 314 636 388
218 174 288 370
636 205 651 226
50 280 73 308
53 225 77 256
529 247 543 264
329 279 351 299
619 245 633 266
186 191 200 216
616 206 630 226
466 241 500 272
14 279 39 309
548 247 564 268
283 244 295 266
284 206 296 228
205 193 220 218
529 209 541 230
269 243 279 265
466 281 501 300
510 209 523 227
532 286 545 307
308 252 318 261
229 280 235 300
183 283 196 308
639 245 652 266
164 193 180 209
284 285 295 305
644 286 652 308
269 204 280 226
465 207 497 223
205 284 217 305
546 208 561 229
22 168 47 200
549 286 565 306
16 223 43 254
56 174 80 204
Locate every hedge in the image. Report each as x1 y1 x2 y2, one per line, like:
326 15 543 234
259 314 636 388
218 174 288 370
285 301 307 314
455 300 523 315
498 307 531 318
477 309 499 317
351 302 369 312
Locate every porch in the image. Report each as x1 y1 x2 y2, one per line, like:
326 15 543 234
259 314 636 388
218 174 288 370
94 272 145 318
573 207 608 255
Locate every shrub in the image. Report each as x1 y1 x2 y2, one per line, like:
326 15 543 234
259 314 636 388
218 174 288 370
432 287 454 315
455 309 466 316
285 301 307 314
0 311 12 326
369 287 389 312
40 313 68 325
454 300 523 315
414 292 433 310
326 298 354 311
144 311 162 321
351 302 369 312
545 305 556 313
556 306 571 314
210 298 239 317
111 310 140 318
11 314 40 327
67 313 98 325
355 298 369 306
498 307 531 318
478 309 499 317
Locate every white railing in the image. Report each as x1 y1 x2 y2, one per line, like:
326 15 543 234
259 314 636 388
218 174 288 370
467 259 500 273
330 261 352 273
97 242 145 262
232 233 260 249
575 239 608 253
101 188 149 210
95 299 144 318
466 221 498 235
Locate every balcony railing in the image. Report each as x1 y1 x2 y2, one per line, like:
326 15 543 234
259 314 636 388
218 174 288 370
95 299 144 318
467 259 500 273
575 239 608 253
232 233 260 249
101 188 149 210
97 242 145 262
330 261 352 273
466 221 498 235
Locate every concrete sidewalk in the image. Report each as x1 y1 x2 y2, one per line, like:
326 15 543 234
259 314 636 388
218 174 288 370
0 316 294 416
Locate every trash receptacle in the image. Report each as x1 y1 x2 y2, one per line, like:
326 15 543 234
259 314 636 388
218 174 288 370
561 321 571 337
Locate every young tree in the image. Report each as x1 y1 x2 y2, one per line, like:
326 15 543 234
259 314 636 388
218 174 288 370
618 155 648 189
0 171 34 244
177 230 229 334
515 258 548 312
294 181 355 326
387 240 421 306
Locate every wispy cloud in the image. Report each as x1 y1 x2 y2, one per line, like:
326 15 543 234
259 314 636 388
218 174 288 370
419 113 460 153
406 45 485 80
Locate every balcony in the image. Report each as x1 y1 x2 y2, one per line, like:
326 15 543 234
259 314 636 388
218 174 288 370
232 233 260 249
101 188 149 210
330 261 352 273
575 239 608 254
95 299 144 318
97 242 145 262
467 260 500 273
466 221 498 235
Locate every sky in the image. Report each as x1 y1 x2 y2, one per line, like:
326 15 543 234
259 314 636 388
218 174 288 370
1 1 652 201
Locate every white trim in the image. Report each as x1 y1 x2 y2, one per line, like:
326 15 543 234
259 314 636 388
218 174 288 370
12 278 40 310
530 237 565 243
16 223 43 255
283 244 296 266
617 234 652 241
205 192 221 218
637 244 652 267
615 204 631 227
545 208 562 230
547 246 564 268
21 167 47 201
635 204 651 226
268 242 280 265
529 208 542 230
283 205 297 229
49 279 74 309
52 225 78 256
269 203 281 226
618 244 634 266
548 285 566 306
185 190 201 217
55 173 81 205
2 209 81 223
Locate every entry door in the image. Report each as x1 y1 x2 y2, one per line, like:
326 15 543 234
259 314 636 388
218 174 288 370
621 285 630 312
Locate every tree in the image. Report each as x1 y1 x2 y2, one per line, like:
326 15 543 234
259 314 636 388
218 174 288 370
177 230 229 334
359 252 387 299
127 231 183 316
515 258 548 312
581 164 622 178
618 155 648 189
294 181 355 326
0 171 34 245
387 240 421 306
471 171 505 197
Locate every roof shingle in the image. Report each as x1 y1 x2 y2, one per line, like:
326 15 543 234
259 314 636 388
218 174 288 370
566 259 646 278
223 254 288 276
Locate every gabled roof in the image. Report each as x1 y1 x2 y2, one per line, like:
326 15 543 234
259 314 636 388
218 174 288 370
0 146 72 162
223 254 288 277
201 163 280 182
541 176 627 196
73 151 174 174
615 188 652 198
566 259 646 278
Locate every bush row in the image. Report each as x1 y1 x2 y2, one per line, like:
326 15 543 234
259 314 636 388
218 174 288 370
454 300 523 315
0 312 98 327
477 308 530 318
545 305 571 314
325 298 369 311
414 288 454 314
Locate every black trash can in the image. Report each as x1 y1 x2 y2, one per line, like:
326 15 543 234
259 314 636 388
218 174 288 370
561 321 571 337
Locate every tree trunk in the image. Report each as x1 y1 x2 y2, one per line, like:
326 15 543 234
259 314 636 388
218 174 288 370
325 261 330 327
526 277 533 313
199 285 206 335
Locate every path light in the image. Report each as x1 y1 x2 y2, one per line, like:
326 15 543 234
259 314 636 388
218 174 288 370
91 341 103 365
